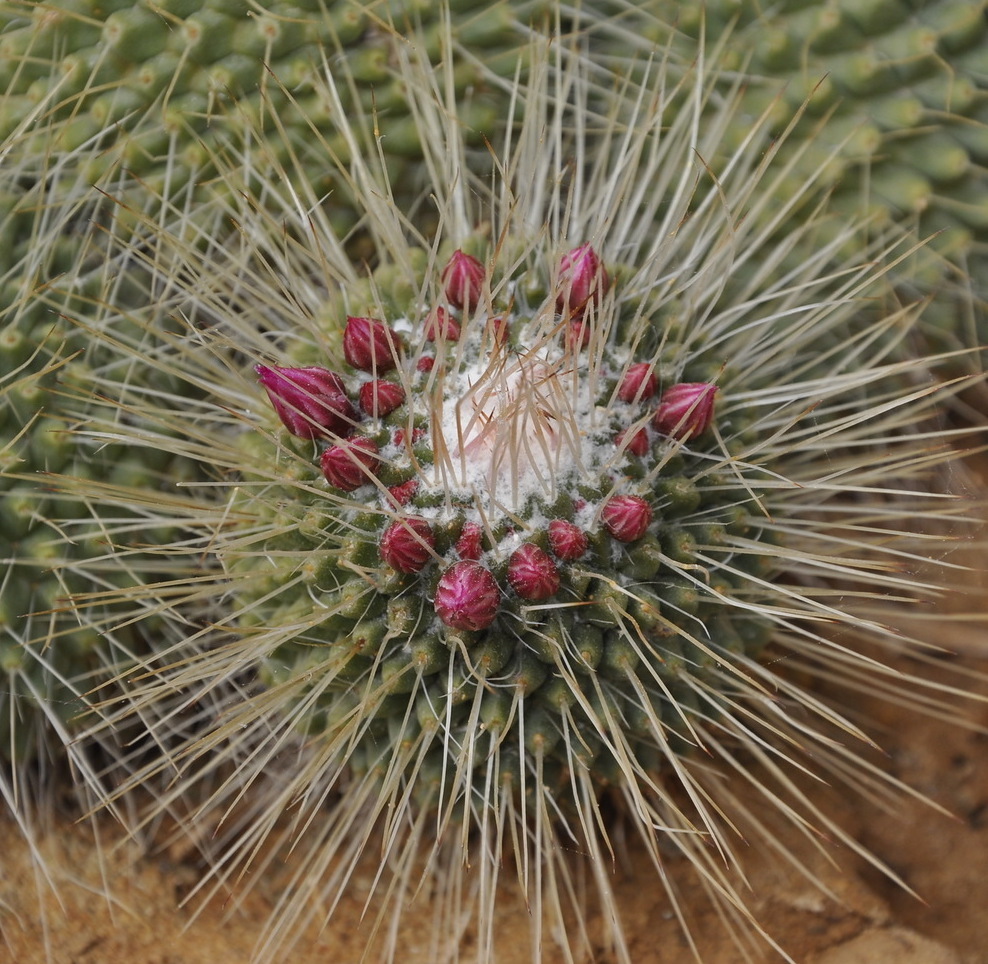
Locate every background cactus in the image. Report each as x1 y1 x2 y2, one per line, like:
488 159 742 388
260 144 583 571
628 0 988 343
61 29 986 963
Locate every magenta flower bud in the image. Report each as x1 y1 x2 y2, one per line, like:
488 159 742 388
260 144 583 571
435 561 500 631
601 495 653 543
487 315 510 345
424 306 460 343
615 425 649 457
441 249 485 312
653 382 718 440
566 320 591 351
320 436 379 491
556 244 609 318
343 316 401 374
380 517 436 573
256 364 356 440
618 362 658 403
416 354 436 373
358 379 405 418
387 479 419 506
507 543 560 601
547 519 588 561
455 521 484 561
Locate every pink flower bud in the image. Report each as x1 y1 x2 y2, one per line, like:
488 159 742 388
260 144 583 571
435 561 500 631
320 436 379 491
488 315 510 345
256 364 356 440
416 355 436 373
343 316 402 374
566 320 591 351
556 244 609 318
358 379 405 418
653 382 718 440
441 249 485 312
618 363 658 403
387 479 419 506
507 543 560 600
424 306 460 343
601 495 653 543
455 521 484 560
615 425 649 457
547 519 588 561
380 517 436 573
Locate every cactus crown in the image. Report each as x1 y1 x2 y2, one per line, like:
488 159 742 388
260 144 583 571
62 21 984 964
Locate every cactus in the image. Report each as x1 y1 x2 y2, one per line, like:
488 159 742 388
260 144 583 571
62 27 986 963
621 0 988 343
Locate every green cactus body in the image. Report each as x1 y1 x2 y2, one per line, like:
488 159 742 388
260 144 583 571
68 30 985 963
244 247 774 800
628 0 988 341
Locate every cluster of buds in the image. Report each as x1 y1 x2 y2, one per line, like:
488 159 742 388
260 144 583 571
255 244 720 639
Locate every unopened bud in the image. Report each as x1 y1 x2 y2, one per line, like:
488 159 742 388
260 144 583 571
615 425 649 457
435 561 500 631
441 249 485 312
601 495 653 543
343 316 402 374
320 436 380 491
380 517 436 573
507 543 561 600
653 383 717 440
547 519 588 561
358 379 405 418
618 362 658 403
256 364 356 439
424 306 461 343
556 244 609 319
455 521 484 560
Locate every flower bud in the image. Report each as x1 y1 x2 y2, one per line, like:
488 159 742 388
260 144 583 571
424 306 460 343
320 436 379 491
487 315 510 345
566 320 591 351
256 364 356 439
455 521 484 561
556 244 609 318
435 561 500 631
615 425 649 457
387 479 419 506
416 355 436 373
547 519 588 561
601 495 653 543
358 379 405 418
618 362 658 403
441 249 485 312
343 316 401 374
653 383 718 440
380 517 436 574
508 544 561 600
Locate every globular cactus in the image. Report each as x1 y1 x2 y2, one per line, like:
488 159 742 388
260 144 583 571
624 0 988 343
65 28 985 963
